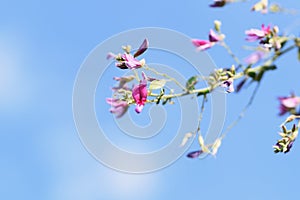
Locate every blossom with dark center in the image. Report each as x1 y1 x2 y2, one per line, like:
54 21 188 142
221 78 234 93
106 98 129 118
245 24 271 42
278 95 300 116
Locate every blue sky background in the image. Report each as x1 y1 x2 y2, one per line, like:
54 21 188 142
1 1 300 199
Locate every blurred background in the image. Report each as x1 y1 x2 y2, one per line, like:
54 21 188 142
1 1 300 199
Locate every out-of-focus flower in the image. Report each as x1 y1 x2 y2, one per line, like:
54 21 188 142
112 75 135 91
192 29 223 51
251 0 268 14
221 78 234 93
278 94 300 116
244 51 266 65
132 72 148 113
245 24 271 42
210 0 233 7
106 98 129 118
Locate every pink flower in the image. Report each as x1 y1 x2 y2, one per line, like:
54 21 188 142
245 24 271 42
244 51 265 65
192 29 222 51
116 54 143 69
132 72 148 113
106 98 129 118
191 39 213 51
221 78 234 93
278 95 300 116
107 39 148 70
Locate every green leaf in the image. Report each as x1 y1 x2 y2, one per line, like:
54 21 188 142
149 79 166 90
298 47 300 61
186 76 198 91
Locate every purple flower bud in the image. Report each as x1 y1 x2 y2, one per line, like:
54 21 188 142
134 39 149 58
187 150 203 158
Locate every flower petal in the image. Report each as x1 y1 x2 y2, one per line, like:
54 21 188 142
134 39 149 58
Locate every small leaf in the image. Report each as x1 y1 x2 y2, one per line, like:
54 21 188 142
149 79 166 90
186 76 198 91
298 47 300 61
134 39 149 58
180 132 193 147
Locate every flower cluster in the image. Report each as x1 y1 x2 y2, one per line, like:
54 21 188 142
106 39 150 117
107 39 148 69
273 124 298 153
245 24 287 51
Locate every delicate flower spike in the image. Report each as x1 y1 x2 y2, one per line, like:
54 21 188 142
106 98 129 118
132 73 148 113
245 24 271 42
278 95 300 116
191 39 213 51
134 39 149 58
187 150 203 158
221 78 234 93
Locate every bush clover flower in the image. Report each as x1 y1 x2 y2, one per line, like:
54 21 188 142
106 98 129 118
107 39 148 70
245 24 271 42
192 29 223 51
278 94 300 116
132 72 148 113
